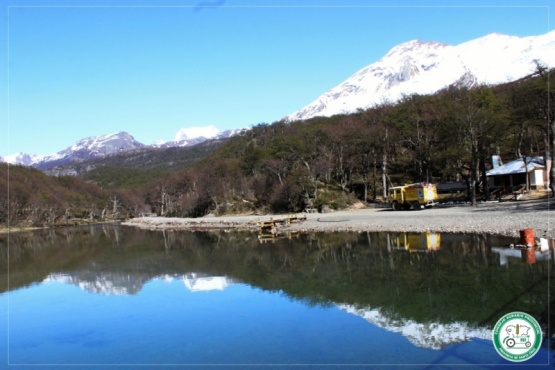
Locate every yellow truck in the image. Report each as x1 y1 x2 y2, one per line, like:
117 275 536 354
388 183 438 211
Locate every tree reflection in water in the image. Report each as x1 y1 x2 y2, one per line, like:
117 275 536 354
1 224 552 351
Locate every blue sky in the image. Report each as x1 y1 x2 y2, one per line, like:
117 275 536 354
1 0 553 157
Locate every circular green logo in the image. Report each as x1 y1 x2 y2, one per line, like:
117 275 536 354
492 311 543 362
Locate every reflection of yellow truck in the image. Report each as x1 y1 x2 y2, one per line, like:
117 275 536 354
388 183 438 211
390 232 441 252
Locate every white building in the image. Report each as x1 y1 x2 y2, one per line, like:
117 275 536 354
486 157 547 190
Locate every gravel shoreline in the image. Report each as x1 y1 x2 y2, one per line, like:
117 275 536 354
122 198 554 239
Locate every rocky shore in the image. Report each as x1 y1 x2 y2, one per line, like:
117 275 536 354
122 198 554 239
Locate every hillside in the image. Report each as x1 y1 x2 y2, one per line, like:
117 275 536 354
2 68 553 227
0 164 147 227
137 67 554 217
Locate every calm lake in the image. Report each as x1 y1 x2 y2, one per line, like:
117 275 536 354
0 225 552 369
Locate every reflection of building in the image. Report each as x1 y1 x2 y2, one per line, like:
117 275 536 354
491 247 551 266
390 232 441 252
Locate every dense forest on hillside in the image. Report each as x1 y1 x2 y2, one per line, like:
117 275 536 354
143 67 553 217
1 67 553 227
0 164 147 227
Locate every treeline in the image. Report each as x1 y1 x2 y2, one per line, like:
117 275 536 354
2 67 553 226
144 67 554 216
0 164 147 227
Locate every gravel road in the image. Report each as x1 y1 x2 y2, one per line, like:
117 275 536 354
123 198 554 239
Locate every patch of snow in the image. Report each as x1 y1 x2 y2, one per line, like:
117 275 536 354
3 152 43 165
151 139 166 147
174 125 220 142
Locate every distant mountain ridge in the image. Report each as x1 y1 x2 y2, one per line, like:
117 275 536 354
3 127 243 171
5 30 555 169
286 30 555 121
44 138 227 177
154 126 242 148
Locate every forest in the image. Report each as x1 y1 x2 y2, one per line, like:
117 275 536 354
1 66 553 227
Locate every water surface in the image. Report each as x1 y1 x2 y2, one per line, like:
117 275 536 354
0 225 552 369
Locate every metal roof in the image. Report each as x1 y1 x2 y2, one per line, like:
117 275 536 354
486 157 545 176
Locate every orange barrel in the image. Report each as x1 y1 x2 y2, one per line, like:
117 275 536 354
521 247 536 264
519 229 535 246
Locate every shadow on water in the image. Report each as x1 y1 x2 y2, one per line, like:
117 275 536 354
1 225 553 355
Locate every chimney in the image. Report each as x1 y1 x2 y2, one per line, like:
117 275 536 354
492 155 503 168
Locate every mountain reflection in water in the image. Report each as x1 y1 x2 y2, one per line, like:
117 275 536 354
0 224 552 365
44 272 234 295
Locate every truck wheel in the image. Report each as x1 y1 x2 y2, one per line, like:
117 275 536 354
412 202 422 210
392 201 400 211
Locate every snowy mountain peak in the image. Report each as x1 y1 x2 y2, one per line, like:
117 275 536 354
63 131 143 155
156 126 244 149
3 152 44 166
174 125 220 141
1 126 244 170
383 39 448 60
286 30 555 121
21 131 148 170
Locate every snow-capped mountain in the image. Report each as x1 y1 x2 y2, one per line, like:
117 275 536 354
286 30 555 121
155 125 244 148
3 131 145 169
175 125 221 143
31 131 146 170
2 127 243 170
59 131 145 157
3 152 45 166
